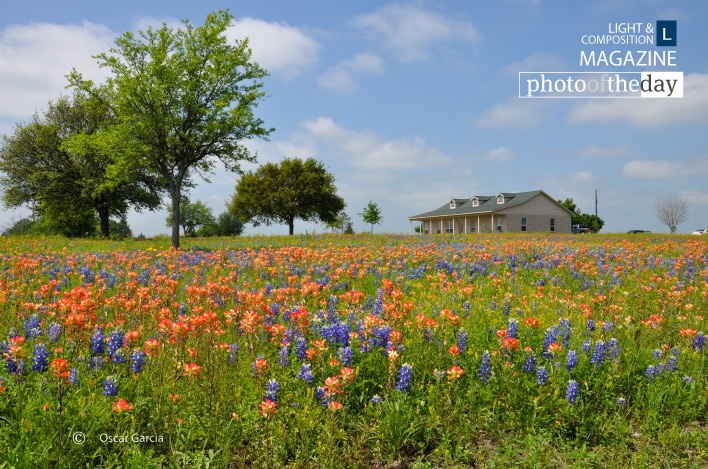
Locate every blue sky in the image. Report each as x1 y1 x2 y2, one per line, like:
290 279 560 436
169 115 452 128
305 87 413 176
1 0 707 235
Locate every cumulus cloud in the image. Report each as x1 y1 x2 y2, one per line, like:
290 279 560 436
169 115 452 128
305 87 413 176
503 52 567 75
570 171 596 183
573 144 633 158
567 73 708 127
351 3 480 62
227 17 320 79
0 21 114 119
622 155 708 179
475 98 551 128
485 146 515 162
317 53 383 91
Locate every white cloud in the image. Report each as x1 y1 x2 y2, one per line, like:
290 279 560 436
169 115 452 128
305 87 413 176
475 98 551 128
504 52 567 75
570 171 596 183
228 17 321 79
317 53 383 91
485 146 515 162
567 73 708 127
351 3 480 62
298 116 453 170
681 189 708 206
573 144 632 159
622 155 708 179
0 21 114 119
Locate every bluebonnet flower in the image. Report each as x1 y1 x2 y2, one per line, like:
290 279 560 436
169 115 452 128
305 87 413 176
88 356 105 370
227 344 239 364
507 319 518 340
296 363 314 384
645 365 658 380
523 353 537 373
24 314 42 339
478 351 492 384
339 346 353 367
463 301 470 318
566 350 578 372
372 289 384 316
586 319 595 332
666 355 679 372
652 349 663 360
69 368 79 386
108 330 125 363
370 395 382 404
266 379 279 403
90 328 105 355
536 366 548 385
102 376 119 396
581 339 592 355
130 349 146 374
565 380 579 405
314 386 329 406
264 282 272 295
602 321 613 331
682 376 693 384
590 340 606 368
607 338 620 361
396 363 414 392
616 397 627 406
457 329 468 354
279 345 290 368
694 332 706 351
295 337 308 360
31 343 49 372
48 323 62 343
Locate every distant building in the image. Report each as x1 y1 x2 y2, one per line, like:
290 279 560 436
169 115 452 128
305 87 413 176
408 190 572 234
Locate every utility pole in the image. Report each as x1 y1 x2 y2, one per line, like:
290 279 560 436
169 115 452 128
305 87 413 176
595 189 598 218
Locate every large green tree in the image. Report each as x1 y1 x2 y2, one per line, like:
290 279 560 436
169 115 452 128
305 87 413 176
68 9 272 248
0 92 160 237
229 157 345 235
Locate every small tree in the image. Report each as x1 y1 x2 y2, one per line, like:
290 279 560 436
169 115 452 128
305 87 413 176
166 198 216 236
655 194 689 233
359 201 382 233
325 210 353 234
229 158 345 235
558 198 604 232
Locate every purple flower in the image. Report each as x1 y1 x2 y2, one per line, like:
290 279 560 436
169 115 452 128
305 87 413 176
130 349 146 374
296 363 314 384
338 346 354 366
566 350 578 372
478 351 492 384
645 365 658 380
279 345 290 368
31 343 49 372
102 376 119 396
227 344 239 364
523 353 537 373
90 328 105 355
48 322 62 343
565 380 579 405
507 319 518 340
396 363 413 392
266 379 279 403
616 397 627 406
590 340 606 368
536 366 548 385
457 328 468 353
69 368 79 386
694 332 705 351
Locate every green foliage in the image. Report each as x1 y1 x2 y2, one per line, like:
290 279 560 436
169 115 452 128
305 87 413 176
229 157 346 235
0 92 161 238
166 198 216 237
324 210 354 234
359 200 383 233
68 9 272 248
558 198 605 232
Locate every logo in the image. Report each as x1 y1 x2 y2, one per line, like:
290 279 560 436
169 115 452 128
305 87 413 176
656 21 676 46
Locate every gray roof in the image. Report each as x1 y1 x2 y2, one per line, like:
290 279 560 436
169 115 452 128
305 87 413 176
409 190 560 219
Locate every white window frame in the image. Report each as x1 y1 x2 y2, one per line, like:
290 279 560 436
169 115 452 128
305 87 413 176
471 198 479 207
521 217 527 232
497 195 504 204
445 220 454 234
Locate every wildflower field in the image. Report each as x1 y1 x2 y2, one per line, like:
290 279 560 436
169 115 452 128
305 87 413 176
0 233 706 468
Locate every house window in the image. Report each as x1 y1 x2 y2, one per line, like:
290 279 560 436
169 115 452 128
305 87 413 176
423 222 429 234
496 217 503 232
497 195 504 204
470 220 476 233
446 220 454 234
449 200 456 209
472 198 479 207
521 217 527 232
436 221 442 234
459 222 465 234
550 218 555 232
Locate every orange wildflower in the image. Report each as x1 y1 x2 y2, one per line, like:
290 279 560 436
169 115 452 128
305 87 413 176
113 398 133 413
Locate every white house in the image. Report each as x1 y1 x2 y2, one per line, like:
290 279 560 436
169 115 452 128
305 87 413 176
408 190 573 234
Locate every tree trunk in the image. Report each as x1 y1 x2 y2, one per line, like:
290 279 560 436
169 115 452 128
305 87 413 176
98 207 110 238
170 182 181 248
288 218 294 236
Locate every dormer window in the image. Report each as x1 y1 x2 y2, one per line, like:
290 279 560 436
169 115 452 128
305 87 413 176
497 195 505 204
471 198 479 207
449 200 456 209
